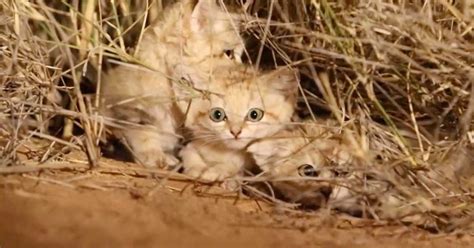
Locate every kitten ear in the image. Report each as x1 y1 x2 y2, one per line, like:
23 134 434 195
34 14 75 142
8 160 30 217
264 67 300 99
190 0 219 34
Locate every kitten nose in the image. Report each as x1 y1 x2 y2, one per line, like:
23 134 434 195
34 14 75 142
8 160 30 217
230 129 242 139
320 186 333 199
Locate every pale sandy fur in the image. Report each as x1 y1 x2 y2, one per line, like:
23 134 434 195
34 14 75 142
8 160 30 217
247 119 403 215
247 119 355 207
100 0 244 167
180 64 299 183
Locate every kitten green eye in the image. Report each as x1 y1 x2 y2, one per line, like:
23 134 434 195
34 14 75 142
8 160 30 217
209 107 226 122
298 164 319 177
224 49 233 59
247 108 264 122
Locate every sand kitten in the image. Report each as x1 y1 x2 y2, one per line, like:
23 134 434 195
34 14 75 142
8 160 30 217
247 120 355 208
179 64 299 182
100 0 244 167
247 121 403 216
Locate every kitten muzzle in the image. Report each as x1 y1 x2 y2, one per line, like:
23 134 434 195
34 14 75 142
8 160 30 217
230 129 242 139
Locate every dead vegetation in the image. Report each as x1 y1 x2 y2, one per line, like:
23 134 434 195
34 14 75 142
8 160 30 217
0 0 473 234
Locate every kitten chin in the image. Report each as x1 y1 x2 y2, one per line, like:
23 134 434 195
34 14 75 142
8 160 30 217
218 138 250 150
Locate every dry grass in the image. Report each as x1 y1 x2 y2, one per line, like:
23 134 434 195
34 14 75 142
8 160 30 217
0 0 473 233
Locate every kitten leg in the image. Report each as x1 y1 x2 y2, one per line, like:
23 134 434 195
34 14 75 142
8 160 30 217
119 128 179 168
107 103 181 168
180 143 223 181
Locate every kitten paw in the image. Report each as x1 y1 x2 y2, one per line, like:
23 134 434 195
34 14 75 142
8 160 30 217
222 179 241 192
135 151 179 169
163 154 180 169
185 169 222 182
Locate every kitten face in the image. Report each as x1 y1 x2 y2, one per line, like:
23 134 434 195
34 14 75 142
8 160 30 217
247 126 353 208
187 0 244 62
143 0 244 66
185 66 299 150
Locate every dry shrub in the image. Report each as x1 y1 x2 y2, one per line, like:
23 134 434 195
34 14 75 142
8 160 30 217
0 1 62 165
0 0 473 232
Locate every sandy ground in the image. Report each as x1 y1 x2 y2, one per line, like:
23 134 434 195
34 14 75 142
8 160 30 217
0 155 473 248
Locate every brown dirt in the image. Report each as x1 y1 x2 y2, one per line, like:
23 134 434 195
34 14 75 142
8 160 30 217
0 156 472 248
